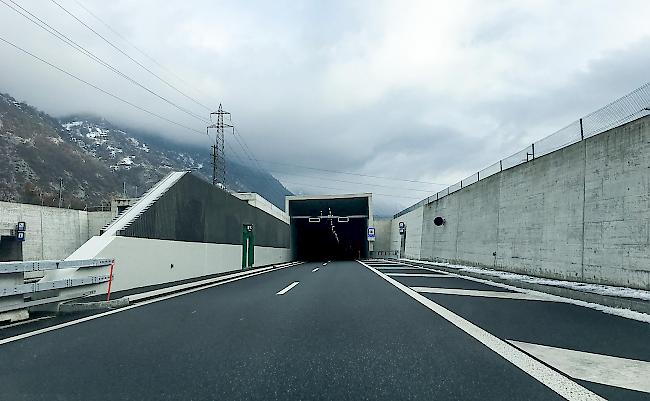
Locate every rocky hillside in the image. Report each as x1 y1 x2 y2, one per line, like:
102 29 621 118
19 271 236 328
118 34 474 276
0 92 291 209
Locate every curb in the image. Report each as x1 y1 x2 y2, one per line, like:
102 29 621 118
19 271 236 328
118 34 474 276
57 297 129 314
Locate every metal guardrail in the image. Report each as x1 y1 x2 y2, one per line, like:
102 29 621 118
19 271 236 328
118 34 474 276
0 259 113 314
394 82 650 219
0 258 113 274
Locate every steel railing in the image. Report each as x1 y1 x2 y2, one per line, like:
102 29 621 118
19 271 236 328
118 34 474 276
395 82 650 218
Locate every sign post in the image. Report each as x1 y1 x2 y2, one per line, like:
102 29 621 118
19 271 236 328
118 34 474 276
16 221 26 242
398 222 406 258
242 224 254 269
367 227 375 242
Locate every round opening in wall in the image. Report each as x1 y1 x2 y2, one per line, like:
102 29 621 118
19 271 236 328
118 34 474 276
434 216 445 226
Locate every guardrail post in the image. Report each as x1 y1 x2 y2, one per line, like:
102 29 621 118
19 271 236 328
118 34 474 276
0 271 27 323
500 160 503 172
580 118 584 140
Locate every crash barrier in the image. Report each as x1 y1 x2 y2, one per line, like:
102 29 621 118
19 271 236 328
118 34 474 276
0 258 113 315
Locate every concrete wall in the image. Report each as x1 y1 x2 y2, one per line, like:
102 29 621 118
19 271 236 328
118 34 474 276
372 218 392 254
0 201 112 261
63 235 291 293
392 115 650 289
390 206 423 259
583 117 650 288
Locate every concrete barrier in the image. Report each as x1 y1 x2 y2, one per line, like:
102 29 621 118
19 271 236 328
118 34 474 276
389 115 650 290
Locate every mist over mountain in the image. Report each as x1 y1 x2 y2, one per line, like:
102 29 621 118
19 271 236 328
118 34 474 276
0 91 291 210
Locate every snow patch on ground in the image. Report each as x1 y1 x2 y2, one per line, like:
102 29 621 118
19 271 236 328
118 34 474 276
402 259 650 302
401 259 650 324
48 136 64 145
118 156 134 166
62 121 83 130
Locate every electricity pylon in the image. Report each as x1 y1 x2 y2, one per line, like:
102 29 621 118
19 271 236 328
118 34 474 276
207 104 232 188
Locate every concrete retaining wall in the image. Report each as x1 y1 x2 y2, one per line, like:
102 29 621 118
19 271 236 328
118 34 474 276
390 115 650 289
62 236 291 294
372 218 392 254
0 201 112 261
390 206 423 259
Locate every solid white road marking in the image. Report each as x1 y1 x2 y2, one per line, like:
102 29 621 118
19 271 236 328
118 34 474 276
357 260 605 401
312 268 319 272
412 287 552 301
276 281 300 295
386 273 449 278
510 340 650 393
0 262 303 346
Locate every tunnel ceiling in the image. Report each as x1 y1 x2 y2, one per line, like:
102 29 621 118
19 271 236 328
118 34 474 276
288 196 369 218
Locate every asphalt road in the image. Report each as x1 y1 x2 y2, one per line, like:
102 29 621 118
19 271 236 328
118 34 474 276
0 260 648 400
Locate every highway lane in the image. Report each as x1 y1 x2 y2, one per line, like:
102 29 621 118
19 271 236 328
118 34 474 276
368 259 650 401
2 259 649 400
0 259 578 401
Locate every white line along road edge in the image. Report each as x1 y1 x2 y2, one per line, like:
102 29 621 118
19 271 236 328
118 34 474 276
277 281 300 295
356 260 606 401
0 262 304 346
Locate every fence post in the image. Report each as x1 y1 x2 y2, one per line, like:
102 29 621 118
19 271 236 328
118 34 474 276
580 118 584 140
460 180 463 189
532 143 535 159
500 160 503 172
477 171 480 180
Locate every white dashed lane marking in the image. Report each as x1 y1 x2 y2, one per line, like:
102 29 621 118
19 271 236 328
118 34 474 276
276 282 300 295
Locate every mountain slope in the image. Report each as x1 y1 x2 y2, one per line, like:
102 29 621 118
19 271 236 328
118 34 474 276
0 92 291 209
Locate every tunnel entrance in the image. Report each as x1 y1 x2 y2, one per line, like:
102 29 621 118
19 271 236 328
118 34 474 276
287 194 371 261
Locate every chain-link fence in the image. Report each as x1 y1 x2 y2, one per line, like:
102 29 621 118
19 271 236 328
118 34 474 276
395 82 650 218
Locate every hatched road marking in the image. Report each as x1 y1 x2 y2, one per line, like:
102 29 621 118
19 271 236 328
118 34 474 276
358 260 605 401
510 340 650 393
412 287 552 301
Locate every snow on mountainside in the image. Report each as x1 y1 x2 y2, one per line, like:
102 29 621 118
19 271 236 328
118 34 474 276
0 92 291 209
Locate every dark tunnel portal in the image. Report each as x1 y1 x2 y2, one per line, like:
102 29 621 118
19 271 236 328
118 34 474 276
289 196 370 261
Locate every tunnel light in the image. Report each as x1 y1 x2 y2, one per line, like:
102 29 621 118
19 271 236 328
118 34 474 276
337 217 349 223
308 217 321 223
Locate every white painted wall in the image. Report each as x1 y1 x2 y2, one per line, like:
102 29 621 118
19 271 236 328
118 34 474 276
58 236 290 294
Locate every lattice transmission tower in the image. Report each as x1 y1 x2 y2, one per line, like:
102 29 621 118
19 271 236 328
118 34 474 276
207 104 232 188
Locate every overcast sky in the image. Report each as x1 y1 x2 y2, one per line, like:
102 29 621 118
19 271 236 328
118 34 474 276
1 0 650 215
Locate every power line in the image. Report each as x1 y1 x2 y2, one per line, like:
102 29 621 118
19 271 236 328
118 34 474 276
1 0 208 124
279 179 424 200
0 34 205 135
49 0 213 113
270 169 438 193
256 159 448 186
71 0 220 109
